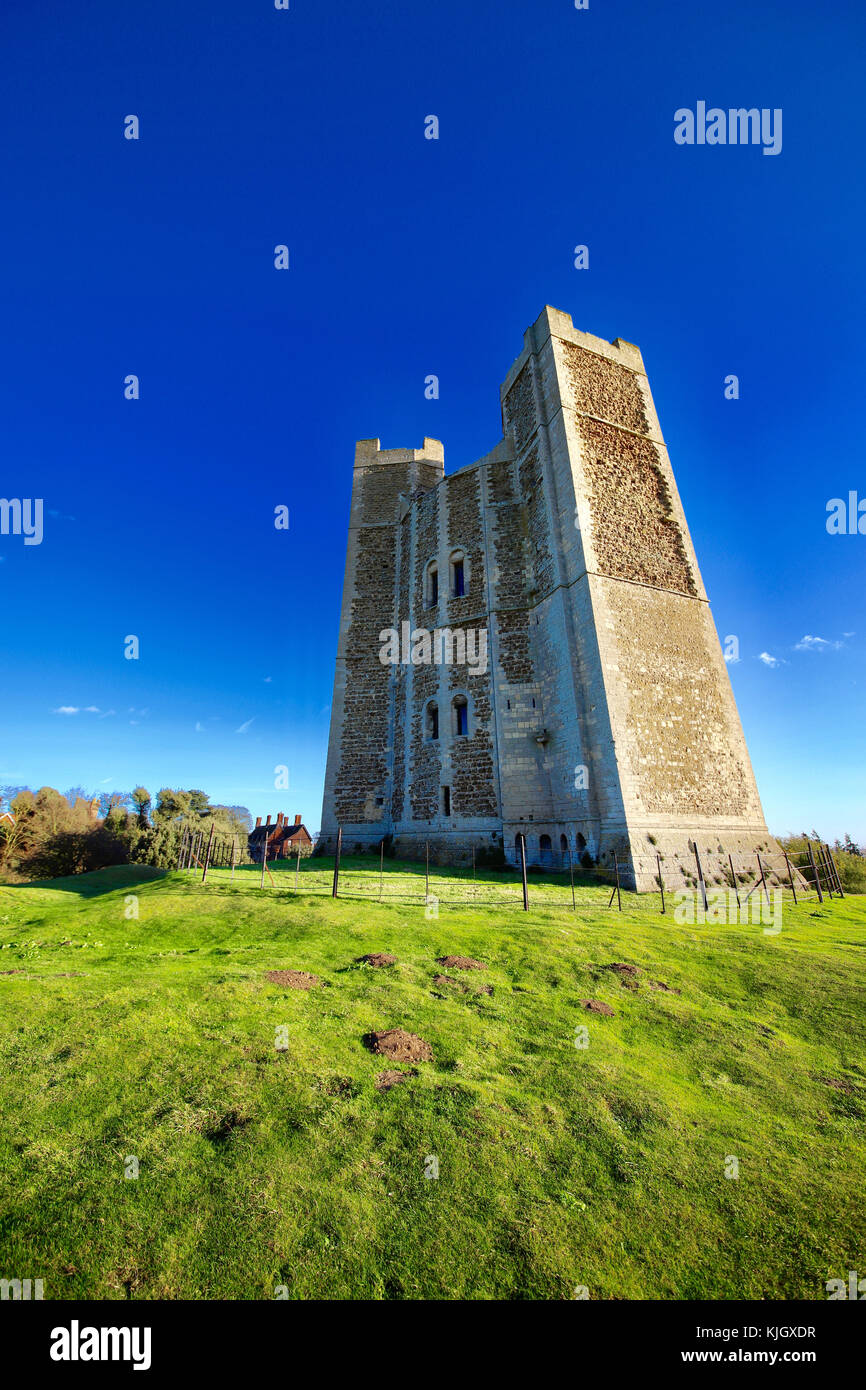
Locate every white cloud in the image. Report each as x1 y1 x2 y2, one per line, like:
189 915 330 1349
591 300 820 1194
758 653 781 668
54 703 115 717
263 676 272 683
794 634 842 652
236 717 255 734
195 721 204 733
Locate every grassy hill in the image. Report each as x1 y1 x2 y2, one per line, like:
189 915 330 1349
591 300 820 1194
1 858 864 1300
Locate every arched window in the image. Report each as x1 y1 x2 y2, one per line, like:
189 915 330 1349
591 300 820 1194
450 549 466 598
560 834 568 854
575 832 587 850
425 561 439 608
425 701 439 740
539 833 552 867
452 695 469 736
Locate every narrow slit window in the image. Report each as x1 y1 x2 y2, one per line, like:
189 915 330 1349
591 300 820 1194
452 557 465 597
426 701 439 740
442 786 451 817
453 696 468 737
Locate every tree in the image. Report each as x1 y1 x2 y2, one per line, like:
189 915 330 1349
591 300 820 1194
62 786 95 808
130 787 152 828
98 790 129 819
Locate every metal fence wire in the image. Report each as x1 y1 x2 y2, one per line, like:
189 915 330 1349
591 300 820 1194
178 825 845 913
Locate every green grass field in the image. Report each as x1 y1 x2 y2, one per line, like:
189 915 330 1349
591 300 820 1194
1 857 864 1300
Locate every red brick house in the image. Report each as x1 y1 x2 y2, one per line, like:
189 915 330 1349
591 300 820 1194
248 813 312 862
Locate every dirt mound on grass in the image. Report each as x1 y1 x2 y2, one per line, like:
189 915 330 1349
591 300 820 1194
813 1074 859 1096
602 963 640 990
364 1029 433 1063
375 1069 417 1091
264 970 321 990
357 953 397 968
436 956 487 971
648 979 681 995
580 999 615 1017
433 973 462 988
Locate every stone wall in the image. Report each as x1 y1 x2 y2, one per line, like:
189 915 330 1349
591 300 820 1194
320 310 777 888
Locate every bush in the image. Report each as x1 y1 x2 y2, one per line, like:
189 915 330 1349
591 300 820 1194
833 849 866 895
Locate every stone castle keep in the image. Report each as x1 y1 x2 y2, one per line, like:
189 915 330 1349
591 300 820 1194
319 306 776 890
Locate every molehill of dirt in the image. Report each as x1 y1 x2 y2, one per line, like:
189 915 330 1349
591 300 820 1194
264 970 321 990
364 1028 434 1063
375 1069 417 1091
580 999 615 1017
357 953 397 968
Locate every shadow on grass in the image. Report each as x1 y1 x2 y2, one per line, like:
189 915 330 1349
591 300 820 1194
1 864 171 896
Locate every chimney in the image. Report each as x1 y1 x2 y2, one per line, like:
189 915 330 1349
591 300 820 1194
266 815 271 826
294 814 302 826
255 817 261 829
277 813 283 826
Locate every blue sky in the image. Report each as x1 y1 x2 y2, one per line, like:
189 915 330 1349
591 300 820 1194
0 0 863 841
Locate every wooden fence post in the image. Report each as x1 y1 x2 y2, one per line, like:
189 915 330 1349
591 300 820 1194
331 828 342 898
519 833 529 912
260 833 268 889
569 848 576 911
806 838 824 903
728 853 740 909
783 851 797 905
824 843 844 897
692 842 708 912
612 852 622 912
295 847 301 891
201 821 215 883
756 852 770 908
657 853 665 914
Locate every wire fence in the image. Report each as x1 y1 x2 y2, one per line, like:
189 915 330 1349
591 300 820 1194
176 824 845 914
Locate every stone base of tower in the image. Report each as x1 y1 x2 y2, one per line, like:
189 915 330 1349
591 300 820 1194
597 825 791 895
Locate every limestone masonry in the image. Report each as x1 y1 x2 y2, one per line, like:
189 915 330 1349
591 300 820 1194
319 306 777 889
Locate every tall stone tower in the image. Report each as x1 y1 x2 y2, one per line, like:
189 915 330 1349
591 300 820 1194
319 306 775 889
